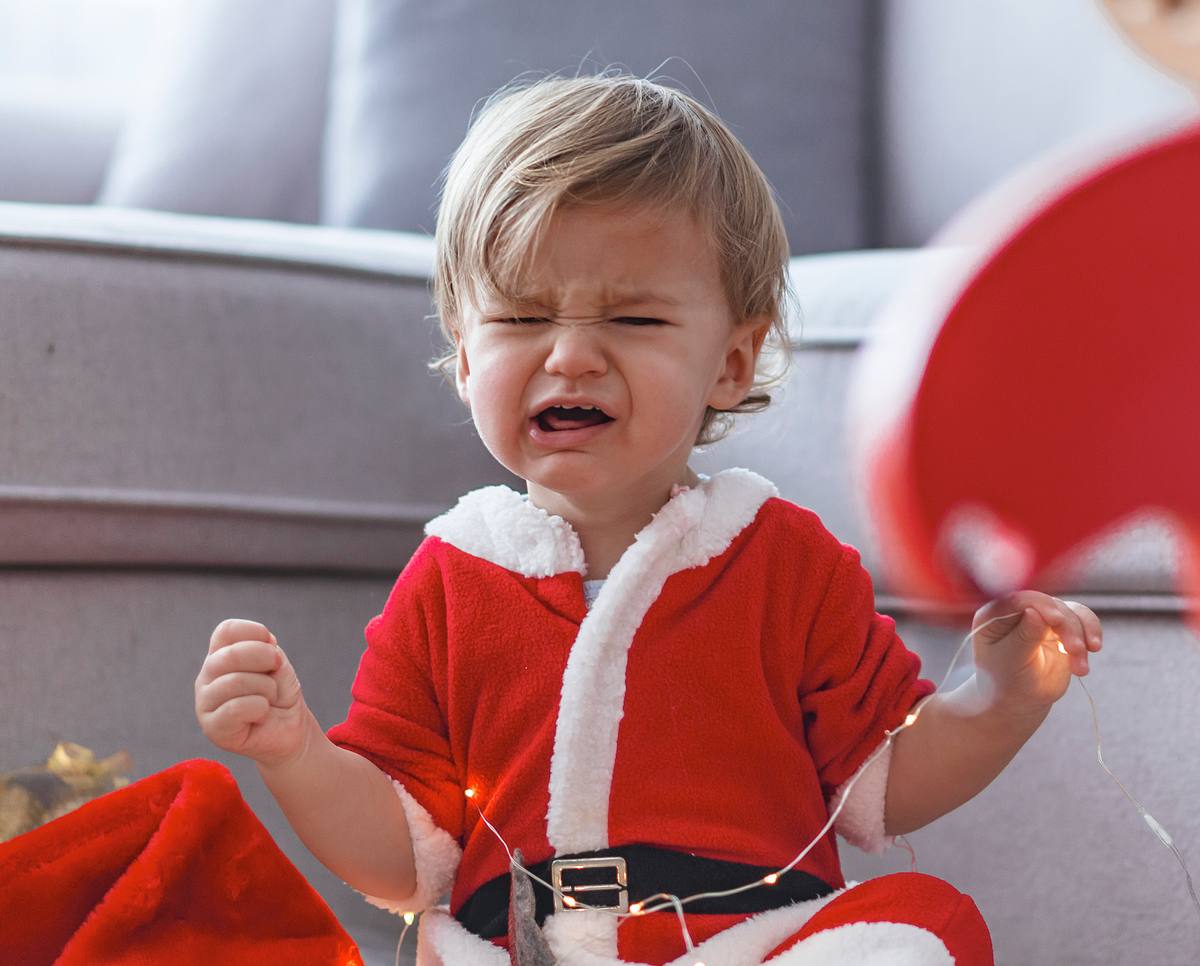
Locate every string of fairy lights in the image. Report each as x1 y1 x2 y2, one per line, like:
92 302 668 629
389 611 1199 966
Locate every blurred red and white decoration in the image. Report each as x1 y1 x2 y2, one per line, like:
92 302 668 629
849 0 1200 634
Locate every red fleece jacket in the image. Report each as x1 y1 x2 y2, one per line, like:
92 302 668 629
326 492 933 960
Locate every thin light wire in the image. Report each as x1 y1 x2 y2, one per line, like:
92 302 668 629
1075 675 1200 916
665 894 696 952
393 916 413 966
445 609 1200 958
468 614 1015 925
473 796 563 898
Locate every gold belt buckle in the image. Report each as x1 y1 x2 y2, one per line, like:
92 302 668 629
550 856 630 913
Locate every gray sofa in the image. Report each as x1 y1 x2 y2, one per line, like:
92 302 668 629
3 2 1198 963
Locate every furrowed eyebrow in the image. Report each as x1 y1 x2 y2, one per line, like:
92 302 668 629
607 292 681 308
505 290 682 310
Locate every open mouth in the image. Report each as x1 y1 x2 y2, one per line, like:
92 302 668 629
535 405 615 433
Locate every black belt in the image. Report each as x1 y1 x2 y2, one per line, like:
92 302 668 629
455 844 833 939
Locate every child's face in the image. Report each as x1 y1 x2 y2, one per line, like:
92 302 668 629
454 203 766 503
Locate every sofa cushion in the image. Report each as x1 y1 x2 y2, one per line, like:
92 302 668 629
320 0 875 255
0 84 121 205
97 0 335 223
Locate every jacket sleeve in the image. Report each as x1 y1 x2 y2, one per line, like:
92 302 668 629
798 542 935 850
325 539 463 913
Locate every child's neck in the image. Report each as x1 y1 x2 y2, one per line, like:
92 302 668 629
527 467 700 580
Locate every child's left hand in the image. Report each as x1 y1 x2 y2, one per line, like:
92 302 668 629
969 592 1103 718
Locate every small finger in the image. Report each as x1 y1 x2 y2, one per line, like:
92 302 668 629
1013 605 1055 646
203 640 280 679
203 694 270 742
1041 627 1088 675
196 670 279 716
209 618 274 655
1031 601 1089 670
1064 600 1103 652
972 606 1026 642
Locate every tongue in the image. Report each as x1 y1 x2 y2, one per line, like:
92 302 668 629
542 408 608 431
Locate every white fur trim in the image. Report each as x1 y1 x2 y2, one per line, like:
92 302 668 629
543 910 624 964
415 907 630 966
764 922 953 965
662 889 846 966
409 883 949 966
547 469 778 856
413 900 801 966
357 778 463 915
830 739 895 854
414 906 509 966
425 484 586 577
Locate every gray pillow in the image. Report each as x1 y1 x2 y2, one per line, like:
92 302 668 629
0 86 121 204
98 0 335 223
321 0 873 255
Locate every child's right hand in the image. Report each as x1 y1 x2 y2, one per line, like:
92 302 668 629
195 619 313 768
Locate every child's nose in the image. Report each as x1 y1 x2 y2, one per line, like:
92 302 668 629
543 325 608 378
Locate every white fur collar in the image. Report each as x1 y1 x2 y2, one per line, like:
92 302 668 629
424 468 778 580
425 483 587 577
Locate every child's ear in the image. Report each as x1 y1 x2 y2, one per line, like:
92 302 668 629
708 316 771 410
454 333 471 408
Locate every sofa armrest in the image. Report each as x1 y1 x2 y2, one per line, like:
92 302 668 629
0 202 506 573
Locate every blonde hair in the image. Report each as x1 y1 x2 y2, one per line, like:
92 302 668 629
431 70 794 446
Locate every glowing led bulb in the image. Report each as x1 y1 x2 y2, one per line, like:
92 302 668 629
904 712 919 727
563 895 579 908
762 873 779 885
629 902 644 914
402 913 415 925
1056 640 1068 655
464 787 476 799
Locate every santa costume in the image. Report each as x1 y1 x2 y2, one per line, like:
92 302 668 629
326 468 993 965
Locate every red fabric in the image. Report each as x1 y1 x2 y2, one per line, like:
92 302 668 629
854 120 1200 633
766 873 993 965
0 758 362 966
327 497 935 964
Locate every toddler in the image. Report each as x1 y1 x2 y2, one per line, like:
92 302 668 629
195 73 1102 966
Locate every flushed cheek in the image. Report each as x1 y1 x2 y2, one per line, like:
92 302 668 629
651 399 709 452
632 366 709 429
474 385 525 441
462 370 529 453
464 340 522 399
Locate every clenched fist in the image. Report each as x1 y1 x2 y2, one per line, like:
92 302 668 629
195 618 314 768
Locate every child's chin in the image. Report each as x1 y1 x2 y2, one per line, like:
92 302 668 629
525 465 611 495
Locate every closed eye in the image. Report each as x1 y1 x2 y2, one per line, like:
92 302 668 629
483 317 550 327
491 316 665 326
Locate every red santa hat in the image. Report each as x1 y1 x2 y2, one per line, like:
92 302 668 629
0 757 362 965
